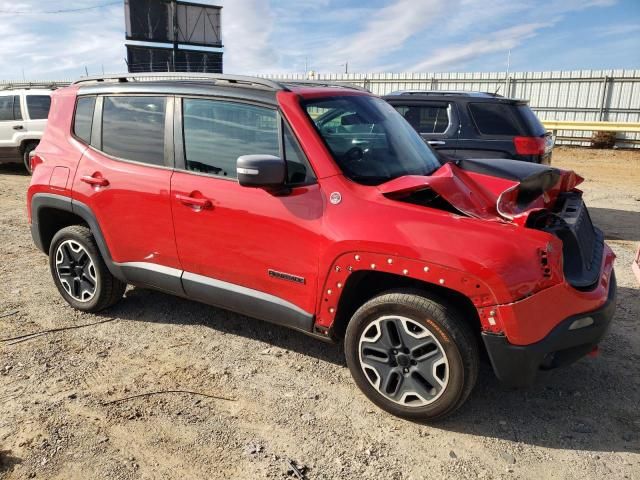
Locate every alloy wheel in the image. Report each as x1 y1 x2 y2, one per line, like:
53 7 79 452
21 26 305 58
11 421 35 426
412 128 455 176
358 315 449 407
55 239 98 302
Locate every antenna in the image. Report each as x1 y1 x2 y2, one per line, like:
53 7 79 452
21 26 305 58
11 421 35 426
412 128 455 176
504 48 511 96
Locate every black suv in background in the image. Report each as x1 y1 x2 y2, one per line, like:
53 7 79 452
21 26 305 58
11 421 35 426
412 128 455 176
383 91 553 164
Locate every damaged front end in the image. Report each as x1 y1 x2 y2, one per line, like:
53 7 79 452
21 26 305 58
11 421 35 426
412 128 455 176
378 158 606 291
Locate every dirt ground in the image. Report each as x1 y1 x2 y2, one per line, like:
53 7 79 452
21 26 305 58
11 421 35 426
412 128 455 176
1 147 639 480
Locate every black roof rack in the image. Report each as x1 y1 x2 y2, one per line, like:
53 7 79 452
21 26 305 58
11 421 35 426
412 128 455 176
279 79 369 92
72 73 368 92
386 90 504 98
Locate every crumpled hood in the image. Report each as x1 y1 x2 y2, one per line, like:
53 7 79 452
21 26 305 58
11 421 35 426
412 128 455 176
378 158 583 223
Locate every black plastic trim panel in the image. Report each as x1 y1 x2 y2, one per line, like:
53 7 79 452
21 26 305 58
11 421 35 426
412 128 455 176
183 272 315 333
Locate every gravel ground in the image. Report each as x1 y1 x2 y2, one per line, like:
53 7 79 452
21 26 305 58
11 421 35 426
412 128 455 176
1 147 639 480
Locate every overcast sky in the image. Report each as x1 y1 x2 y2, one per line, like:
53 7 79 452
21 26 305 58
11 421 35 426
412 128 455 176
0 0 638 80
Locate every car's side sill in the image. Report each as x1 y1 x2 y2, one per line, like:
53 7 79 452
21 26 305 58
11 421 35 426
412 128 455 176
115 261 185 296
182 271 315 334
114 262 315 334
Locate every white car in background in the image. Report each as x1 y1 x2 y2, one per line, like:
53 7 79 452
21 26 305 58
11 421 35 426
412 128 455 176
0 88 53 173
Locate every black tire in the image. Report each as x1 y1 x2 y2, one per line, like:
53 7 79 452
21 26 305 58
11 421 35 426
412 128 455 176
22 142 37 175
344 290 479 421
49 225 126 312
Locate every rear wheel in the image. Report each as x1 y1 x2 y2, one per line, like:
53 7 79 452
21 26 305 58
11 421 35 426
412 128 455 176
344 291 479 421
22 142 37 174
49 226 126 312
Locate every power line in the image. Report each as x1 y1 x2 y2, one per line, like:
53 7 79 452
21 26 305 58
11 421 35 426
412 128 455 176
0 1 120 15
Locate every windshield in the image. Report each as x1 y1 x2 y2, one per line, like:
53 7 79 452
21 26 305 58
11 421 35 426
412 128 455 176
302 96 441 185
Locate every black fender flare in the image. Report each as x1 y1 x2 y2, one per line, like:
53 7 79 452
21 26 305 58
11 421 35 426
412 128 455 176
30 193 126 282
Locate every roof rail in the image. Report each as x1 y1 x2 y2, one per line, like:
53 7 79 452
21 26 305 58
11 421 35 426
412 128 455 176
386 90 503 98
72 73 288 91
0 82 65 91
279 79 370 92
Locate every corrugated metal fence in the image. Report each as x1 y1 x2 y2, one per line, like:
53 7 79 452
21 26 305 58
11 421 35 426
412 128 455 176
263 69 640 148
3 69 639 147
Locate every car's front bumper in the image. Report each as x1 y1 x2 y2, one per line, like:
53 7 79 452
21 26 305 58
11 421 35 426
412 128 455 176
482 271 617 387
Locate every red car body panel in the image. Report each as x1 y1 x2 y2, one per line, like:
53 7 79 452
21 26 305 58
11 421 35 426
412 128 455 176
27 83 615 352
170 171 325 313
496 244 615 345
72 148 180 269
27 86 83 221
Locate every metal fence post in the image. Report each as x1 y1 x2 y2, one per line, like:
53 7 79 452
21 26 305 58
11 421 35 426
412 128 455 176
599 75 611 121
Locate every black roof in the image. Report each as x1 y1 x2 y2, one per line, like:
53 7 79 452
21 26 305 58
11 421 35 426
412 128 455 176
383 90 526 103
74 73 368 104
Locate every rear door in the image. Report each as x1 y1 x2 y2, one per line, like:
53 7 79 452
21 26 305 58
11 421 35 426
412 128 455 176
72 94 181 291
391 101 459 157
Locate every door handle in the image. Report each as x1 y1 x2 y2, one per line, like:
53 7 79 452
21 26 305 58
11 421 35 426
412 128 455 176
427 140 446 146
176 193 212 209
80 174 109 187
12 125 23 130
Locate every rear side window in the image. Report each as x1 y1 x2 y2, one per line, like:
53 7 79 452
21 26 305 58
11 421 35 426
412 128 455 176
101 96 166 165
182 98 279 178
74 97 96 144
0 95 22 121
395 104 450 134
468 103 522 136
517 105 546 136
26 95 51 120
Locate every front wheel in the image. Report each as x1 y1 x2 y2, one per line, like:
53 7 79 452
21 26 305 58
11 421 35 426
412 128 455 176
344 291 479 421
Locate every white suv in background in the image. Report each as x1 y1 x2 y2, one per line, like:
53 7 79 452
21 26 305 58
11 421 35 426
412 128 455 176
0 88 53 173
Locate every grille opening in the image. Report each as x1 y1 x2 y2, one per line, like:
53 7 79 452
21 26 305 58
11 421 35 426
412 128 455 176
527 192 603 290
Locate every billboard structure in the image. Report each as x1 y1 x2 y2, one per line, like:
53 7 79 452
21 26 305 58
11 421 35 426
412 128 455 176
124 0 223 73
126 45 223 73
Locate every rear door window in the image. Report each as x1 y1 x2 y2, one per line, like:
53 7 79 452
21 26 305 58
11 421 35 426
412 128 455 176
26 95 51 120
395 104 450 134
468 103 523 136
101 96 166 165
13 96 22 120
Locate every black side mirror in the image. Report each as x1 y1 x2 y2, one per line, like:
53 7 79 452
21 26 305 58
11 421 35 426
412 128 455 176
237 155 287 191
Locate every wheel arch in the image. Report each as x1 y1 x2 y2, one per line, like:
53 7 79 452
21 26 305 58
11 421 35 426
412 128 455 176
315 252 502 340
30 193 125 281
19 138 40 154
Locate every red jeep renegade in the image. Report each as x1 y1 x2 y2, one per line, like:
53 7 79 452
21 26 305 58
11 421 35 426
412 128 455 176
27 74 616 420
